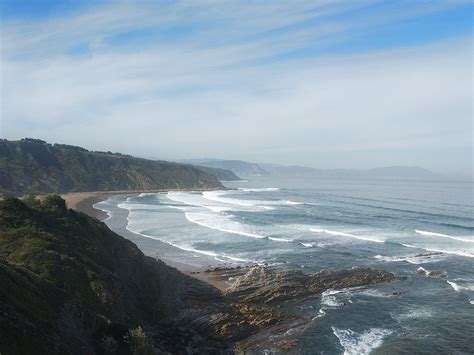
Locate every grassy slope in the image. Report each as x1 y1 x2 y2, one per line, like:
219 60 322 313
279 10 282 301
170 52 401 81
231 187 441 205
0 139 224 195
0 196 225 354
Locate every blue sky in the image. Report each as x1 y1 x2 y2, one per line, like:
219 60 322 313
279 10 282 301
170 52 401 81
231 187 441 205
0 1 472 176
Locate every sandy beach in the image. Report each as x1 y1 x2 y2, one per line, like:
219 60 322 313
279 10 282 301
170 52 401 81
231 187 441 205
62 188 221 219
61 189 232 290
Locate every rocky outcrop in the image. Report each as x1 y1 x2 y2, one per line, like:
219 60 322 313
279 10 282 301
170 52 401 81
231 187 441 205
194 265 398 352
226 266 397 303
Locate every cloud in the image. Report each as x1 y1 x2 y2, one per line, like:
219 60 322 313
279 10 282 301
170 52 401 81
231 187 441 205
0 1 472 174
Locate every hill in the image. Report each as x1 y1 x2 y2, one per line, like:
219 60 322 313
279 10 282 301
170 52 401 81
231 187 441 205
182 158 441 181
0 139 224 195
261 163 441 180
0 195 229 353
192 165 242 181
183 159 267 178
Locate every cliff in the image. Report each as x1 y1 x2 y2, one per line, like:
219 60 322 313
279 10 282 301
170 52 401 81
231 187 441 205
0 138 224 195
192 165 242 181
0 196 229 354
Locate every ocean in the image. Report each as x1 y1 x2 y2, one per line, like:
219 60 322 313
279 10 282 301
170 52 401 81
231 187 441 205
96 177 474 354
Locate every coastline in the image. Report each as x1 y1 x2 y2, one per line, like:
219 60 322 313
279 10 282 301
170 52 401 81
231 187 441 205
61 189 231 290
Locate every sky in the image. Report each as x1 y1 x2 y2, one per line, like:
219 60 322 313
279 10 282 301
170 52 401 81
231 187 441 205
0 0 472 177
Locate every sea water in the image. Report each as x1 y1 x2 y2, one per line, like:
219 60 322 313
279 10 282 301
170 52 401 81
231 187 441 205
96 177 474 354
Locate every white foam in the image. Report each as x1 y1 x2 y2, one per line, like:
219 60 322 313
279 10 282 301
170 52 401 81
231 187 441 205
117 202 162 211
447 280 474 292
184 210 267 239
312 308 327 320
238 187 280 192
393 308 433 321
331 327 392 355
401 244 474 258
268 237 293 242
166 194 296 244
202 190 275 210
285 200 304 205
203 190 302 210
374 253 445 264
138 192 158 197
92 202 112 221
357 289 392 298
123 223 254 263
416 266 429 275
167 191 231 212
320 289 346 307
415 230 474 243
301 242 316 248
310 228 384 243
447 281 462 292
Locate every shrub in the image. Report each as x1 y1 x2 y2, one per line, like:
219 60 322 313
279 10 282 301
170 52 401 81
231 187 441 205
124 326 153 355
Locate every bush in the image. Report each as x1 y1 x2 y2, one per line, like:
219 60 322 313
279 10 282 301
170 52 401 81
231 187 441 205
42 194 67 211
124 326 153 355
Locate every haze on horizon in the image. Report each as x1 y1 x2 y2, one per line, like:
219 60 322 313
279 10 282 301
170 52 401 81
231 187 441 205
0 1 472 178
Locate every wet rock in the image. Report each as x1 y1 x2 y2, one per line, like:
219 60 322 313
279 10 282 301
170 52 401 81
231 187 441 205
225 266 398 304
416 267 447 278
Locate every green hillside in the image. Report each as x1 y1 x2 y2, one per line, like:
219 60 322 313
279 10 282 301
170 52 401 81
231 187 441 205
0 138 224 195
0 196 228 354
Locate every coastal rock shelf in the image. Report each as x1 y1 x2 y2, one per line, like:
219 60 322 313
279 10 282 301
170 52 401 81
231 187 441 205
225 266 398 304
198 265 399 353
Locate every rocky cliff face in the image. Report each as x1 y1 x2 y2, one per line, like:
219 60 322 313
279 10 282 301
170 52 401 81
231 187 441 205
0 138 224 195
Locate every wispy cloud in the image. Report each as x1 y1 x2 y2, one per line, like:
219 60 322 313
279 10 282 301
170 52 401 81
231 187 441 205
0 0 472 175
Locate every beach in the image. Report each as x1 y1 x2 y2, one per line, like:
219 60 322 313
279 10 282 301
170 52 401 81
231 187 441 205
62 190 232 290
61 180 474 354
88 178 474 354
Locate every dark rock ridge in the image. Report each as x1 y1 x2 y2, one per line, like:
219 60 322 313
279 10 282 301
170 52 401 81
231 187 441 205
0 138 225 195
0 196 399 354
225 266 397 304
212 266 398 352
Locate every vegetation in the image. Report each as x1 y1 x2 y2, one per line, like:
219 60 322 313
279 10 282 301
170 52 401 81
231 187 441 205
0 196 226 354
0 138 224 195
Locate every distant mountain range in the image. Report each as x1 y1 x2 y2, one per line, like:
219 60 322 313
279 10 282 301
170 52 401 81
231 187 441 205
184 159 443 181
181 159 267 178
0 139 228 195
260 164 442 180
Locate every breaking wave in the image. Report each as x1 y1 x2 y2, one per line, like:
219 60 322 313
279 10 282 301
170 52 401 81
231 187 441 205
238 187 280 192
401 244 474 258
415 230 473 243
447 280 474 292
374 252 445 264
331 327 392 355
310 228 384 243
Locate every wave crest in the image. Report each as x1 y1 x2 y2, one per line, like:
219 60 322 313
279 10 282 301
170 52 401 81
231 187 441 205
332 327 392 355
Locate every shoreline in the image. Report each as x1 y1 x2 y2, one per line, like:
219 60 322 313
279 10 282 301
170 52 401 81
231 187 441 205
62 187 223 218
61 189 232 290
